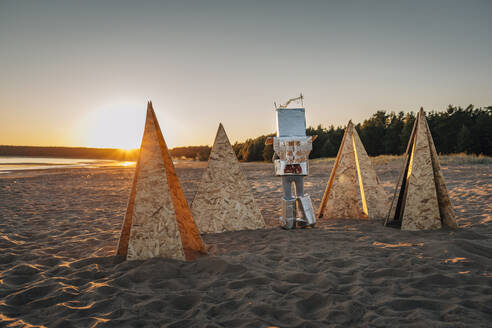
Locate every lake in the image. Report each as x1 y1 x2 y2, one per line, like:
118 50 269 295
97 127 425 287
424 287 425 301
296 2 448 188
0 157 134 172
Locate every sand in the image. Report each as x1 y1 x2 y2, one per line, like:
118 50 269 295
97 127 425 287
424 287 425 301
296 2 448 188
0 158 491 327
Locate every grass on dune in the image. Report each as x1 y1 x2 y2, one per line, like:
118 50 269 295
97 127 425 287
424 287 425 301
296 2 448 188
310 153 491 166
438 153 492 165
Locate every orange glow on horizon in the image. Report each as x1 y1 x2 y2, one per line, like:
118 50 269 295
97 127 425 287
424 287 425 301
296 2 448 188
118 161 136 167
76 104 146 150
71 103 212 150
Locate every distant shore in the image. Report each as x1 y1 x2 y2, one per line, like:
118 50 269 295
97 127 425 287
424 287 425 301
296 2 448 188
1 145 490 167
0 145 212 162
0 145 139 161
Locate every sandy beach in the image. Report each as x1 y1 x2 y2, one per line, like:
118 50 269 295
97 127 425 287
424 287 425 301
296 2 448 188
0 157 491 327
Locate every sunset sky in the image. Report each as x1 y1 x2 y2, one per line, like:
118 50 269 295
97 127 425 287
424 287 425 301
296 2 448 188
1 0 491 149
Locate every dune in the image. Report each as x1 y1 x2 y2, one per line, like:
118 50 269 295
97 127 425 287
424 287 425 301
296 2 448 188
0 158 490 327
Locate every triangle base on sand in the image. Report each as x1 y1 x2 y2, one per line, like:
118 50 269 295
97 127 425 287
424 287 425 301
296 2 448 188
116 102 206 260
385 108 457 231
318 121 389 220
191 123 265 233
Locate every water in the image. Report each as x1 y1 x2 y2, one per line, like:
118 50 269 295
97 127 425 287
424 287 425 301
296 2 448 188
0 157 134 172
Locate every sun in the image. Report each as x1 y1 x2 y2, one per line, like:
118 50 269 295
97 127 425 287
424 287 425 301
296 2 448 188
78 104 146 149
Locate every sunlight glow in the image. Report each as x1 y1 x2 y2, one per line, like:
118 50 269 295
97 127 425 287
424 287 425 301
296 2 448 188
118 161 136 167
372 242 424 248
444 257 468 264
77 104 146 149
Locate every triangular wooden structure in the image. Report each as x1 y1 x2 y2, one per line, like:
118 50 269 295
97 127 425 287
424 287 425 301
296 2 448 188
191 123 265 233
318 121 389 220
385 108 458 231
116 102 206 260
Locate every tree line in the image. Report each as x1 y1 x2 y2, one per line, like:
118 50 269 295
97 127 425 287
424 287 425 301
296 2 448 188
1 105 489 161
233 105 491 162
170 146 211 161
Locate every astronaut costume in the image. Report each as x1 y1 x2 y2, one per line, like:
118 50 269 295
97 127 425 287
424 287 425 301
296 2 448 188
267 95 317 229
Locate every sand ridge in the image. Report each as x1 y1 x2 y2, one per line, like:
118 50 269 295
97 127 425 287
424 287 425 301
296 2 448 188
0 159 491 327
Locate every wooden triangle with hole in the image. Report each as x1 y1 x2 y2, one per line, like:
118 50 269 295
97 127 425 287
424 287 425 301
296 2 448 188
385 108 457 230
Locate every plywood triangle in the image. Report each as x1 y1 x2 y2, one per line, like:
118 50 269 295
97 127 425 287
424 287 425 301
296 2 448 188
191 123 265 233
318 121 389 220
386 117 418 226
424 117 458 229
116 102 206 260
385 108 457 230
352 126 390 219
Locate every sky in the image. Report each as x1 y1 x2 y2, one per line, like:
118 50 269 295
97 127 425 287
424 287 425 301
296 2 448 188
1 0 491 149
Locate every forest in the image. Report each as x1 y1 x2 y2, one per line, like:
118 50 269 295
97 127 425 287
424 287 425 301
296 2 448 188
233 105 491 162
